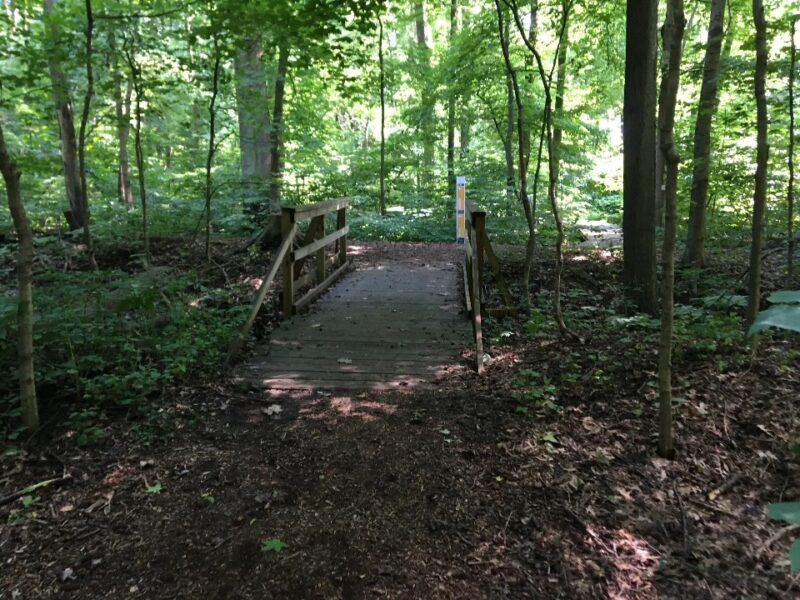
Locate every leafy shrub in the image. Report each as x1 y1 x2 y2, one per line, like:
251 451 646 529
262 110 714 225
0 269 248 443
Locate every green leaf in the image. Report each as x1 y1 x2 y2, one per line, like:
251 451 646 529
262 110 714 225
748 306 800 337
768 291 800 305
145 482 162 494
768 503 800 525
791 538 800 573
542 432 559 444
261 538 288 553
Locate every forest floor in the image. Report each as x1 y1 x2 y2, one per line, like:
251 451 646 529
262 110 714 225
1 238 799 599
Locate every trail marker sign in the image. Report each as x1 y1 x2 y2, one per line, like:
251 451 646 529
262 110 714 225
456 176 466 244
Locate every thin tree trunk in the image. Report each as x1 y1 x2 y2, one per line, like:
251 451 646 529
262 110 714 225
622 0 659 314
683 0 727 266
44 0 85 231
415 1 434 190
505 73 516 203
495 1 535 309
125 40 150 266
78 0 97 269
657 0 685 460
746 0 769 327
265 43 289 245
789 16 797 287
0 122 39 432
552 5 569 192
379 16 387 215
446 0 458 199
507 0 573 336
111 31 134 209
205 35 221 262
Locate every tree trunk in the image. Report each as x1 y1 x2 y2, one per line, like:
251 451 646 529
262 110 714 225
265 43 289 246
415 1 434 190
44 0 85 231
234 37 272 218
789 16 797 287
126 40 150 266
496 2 535 309
683 0 727 266
505 73 516 203
111 31 134 209
0 122 39 432
552 6 569 192
746 0 769 327
657 0 685 460
379 16 387 215
205 36 221 262
623 0 659 314
446 0 458 200
77 0 97 269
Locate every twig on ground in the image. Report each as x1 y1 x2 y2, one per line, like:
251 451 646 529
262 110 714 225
0 475 72 506
755 524 799 559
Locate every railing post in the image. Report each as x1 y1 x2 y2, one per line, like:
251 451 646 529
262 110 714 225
472 211 486 305
336 206 347 265
316 216 326 283
281 207 295 318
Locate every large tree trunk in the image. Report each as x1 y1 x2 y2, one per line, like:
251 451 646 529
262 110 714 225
44 0 85 231
683 0 727 266
234 37 272 218
0 122 39 432
746 0 769 327
656 0 685 460
379 16 387 215
446 0 458 200
264 43 289 246
623 0 659 314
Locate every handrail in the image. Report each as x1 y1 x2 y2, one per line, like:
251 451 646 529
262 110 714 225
463 201 516 373
225 223 298 367
282 198 351 317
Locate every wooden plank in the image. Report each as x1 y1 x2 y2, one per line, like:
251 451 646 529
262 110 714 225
293 215 324 278
241 377 436 392
336 207 347 265
281 210 296 318
486 306 519 317
466 201 486 219
245 362 462 376
290 197 350 220
225 223 298 368
470 227 484 375
462 260 472 316
294 225 349 261
294 259 352 312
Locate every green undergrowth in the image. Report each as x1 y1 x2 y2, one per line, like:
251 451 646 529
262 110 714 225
0 264 248 449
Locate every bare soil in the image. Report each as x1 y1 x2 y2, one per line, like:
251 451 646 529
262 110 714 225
1 240 799 599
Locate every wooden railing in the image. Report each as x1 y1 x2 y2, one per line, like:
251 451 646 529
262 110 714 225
463 201 515 374
225 198 350 367
281 198 350 317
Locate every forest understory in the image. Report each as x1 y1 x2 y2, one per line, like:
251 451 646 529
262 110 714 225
1 239 798 600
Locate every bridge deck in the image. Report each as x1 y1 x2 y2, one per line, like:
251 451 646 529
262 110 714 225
237 243 470 392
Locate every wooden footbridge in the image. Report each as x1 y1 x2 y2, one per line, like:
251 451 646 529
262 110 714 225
227 198 514 392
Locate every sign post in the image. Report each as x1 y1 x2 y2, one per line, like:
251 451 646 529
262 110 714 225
456 176 466 244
